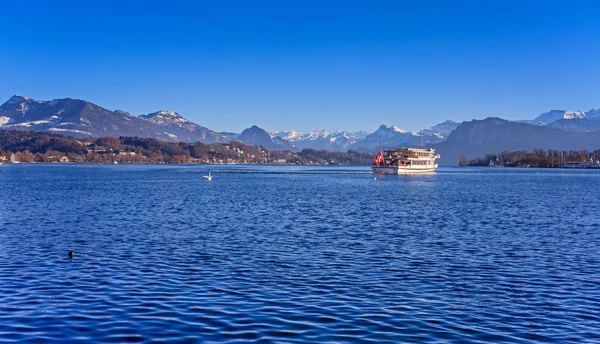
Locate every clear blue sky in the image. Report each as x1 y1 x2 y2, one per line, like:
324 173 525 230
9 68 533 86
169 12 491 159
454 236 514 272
1 0 599 133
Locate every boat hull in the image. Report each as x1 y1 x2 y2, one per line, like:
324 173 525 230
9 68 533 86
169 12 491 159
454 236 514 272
372 165 438 174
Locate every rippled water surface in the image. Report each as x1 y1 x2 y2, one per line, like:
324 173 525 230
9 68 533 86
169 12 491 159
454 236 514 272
1 164 600 343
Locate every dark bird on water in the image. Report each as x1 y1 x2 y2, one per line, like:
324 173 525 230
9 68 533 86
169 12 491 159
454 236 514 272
68 251 75 258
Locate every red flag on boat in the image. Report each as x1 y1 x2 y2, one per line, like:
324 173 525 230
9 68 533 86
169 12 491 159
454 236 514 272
373 150 383 166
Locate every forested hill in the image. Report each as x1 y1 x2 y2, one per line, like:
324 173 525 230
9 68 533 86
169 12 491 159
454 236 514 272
0 130 373 165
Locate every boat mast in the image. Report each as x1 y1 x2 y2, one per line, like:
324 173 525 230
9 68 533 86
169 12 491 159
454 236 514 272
420 130 423 149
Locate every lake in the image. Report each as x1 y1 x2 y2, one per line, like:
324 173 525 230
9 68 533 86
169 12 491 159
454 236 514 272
1 164 599 343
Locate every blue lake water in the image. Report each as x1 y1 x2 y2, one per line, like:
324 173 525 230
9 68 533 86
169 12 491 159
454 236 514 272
1 164 599 343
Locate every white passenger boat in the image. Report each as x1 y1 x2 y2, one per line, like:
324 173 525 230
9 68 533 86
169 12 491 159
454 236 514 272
371 132 440 174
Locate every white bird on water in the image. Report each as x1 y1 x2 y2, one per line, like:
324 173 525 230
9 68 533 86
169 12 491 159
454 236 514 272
203 171 213 181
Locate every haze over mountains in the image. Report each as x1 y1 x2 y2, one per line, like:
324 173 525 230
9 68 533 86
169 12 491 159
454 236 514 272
1 95 600 165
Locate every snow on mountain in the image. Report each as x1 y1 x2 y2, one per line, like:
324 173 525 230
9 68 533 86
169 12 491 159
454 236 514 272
267 122 455 153
113 110 134 118
349 121 456 152
427 120 460 137
5 94 31 106
434 117 600 166
47 128 93 136
0 95 228 143
272 129 303 141
371 125 408 137
518 108 600 132
523 110 586 125
218 132 240 141
269 129 371 151
139 110 191 127
305 129 331 141
353 130 369 141
0 116 11 125
8 94 598 152
350 125 418 151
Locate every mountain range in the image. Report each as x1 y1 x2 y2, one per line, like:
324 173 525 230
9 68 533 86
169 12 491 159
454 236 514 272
0 95 229 143
271 129 370 152
433 117 600 165
1 94 600 165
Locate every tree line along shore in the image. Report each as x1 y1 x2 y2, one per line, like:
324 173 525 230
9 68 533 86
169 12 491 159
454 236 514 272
460 149 600 167
0 130 373 165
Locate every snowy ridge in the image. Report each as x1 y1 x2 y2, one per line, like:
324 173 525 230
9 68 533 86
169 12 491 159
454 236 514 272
427 120 460 136
519 108 600 132
4 93 598 149
164 132 179 140
523 110 586 125
5 95 30 105
47 128 93 136
1 116 62 129
140 110 191 126
348 121 459 152
265 122 456 152
268 129 371 151
0 95 228 143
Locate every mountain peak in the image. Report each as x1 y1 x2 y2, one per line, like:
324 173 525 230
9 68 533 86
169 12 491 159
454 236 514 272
429 120 461 137
147 110 182 117
238 125 294 150
377 124 406 133
0 95 228 143
439 120 459 125
140 110 190 126
113 110 132 117
526 109 586 125
586 108 600 118
5 94 31 105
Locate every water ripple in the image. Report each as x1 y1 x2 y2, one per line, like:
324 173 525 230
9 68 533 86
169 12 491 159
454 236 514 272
1 165 600 342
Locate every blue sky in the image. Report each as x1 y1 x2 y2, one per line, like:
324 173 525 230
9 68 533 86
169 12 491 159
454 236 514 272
1 0 599 133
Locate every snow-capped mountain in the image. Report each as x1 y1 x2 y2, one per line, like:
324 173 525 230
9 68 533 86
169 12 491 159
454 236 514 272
140 110 191 126
0 95 228 143
523 110 586 125
433 117 600 165
427 120 460 137
137 110 230 142
0 95 459 151
349 122 456 152
520 108 600 133
273 129 303 142
350 125 416 151
270 129 370 151
7 94 599 156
